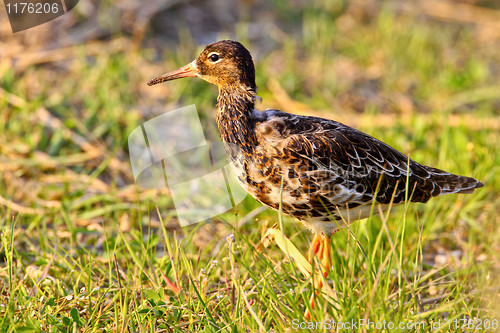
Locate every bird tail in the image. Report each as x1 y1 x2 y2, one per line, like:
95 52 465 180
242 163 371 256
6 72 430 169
433 172 484 196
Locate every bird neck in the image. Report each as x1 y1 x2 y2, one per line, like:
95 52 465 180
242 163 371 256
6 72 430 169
216 85 258 151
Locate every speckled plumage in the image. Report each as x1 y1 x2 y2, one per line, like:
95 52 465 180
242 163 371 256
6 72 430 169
148 40 484 236
222 105 483 235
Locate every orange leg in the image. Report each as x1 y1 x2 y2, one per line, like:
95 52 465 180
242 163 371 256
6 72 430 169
305 233 331 320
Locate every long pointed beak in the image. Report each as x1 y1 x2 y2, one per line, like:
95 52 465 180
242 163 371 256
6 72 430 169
147 62 198 86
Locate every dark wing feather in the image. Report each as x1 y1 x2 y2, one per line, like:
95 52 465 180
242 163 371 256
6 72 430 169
261 111 483 206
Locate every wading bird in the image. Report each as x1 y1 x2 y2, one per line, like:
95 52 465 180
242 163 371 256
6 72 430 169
147 40 483 318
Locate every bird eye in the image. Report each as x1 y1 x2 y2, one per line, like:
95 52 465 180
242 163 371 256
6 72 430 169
208 53 220 62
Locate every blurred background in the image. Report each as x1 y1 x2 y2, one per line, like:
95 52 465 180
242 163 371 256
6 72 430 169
0 0 499 330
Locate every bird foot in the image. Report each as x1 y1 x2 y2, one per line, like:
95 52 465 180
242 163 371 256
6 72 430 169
305 233 331 320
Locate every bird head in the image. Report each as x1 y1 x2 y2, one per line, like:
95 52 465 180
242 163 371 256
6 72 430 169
147 40 256 91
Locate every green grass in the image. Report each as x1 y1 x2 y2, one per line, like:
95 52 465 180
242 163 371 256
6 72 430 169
1 1 500 331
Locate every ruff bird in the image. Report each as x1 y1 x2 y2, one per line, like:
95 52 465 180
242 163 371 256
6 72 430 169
147 40 483 318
